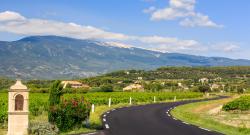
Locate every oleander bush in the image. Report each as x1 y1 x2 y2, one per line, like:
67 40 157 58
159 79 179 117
223 95 250 111
52 97 91 131
48 81 91 131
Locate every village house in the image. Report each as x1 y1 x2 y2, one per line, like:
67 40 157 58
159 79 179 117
61 81 90 89
199 78 209 84
178 82 189 90
123 84 144 92
210 84 220 91
137 77 143 80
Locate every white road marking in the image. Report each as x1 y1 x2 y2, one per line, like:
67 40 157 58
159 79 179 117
103 118 106 122
103 114 106 117
105 124 110 129
112 109 116 111
199 127 210 131
107 111 110 114
173 118 177 120
167 114 171 117
80 132 96 135
182 122 189 125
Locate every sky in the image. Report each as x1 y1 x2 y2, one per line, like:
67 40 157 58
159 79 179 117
0 0 250 59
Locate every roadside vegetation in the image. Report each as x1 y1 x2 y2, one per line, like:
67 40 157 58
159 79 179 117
0 91 202 134
171 95 250 135
0 66 250 134
223 95 250 111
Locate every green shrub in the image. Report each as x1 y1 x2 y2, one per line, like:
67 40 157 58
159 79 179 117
100 84 113 92
53 97 91 132
198 85 211 93
89 87 102 92
0 98 7 124
89 85 113 92
223 96 250 111
28 122 59 135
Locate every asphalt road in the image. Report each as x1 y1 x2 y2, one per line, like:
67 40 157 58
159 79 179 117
96 96 227 135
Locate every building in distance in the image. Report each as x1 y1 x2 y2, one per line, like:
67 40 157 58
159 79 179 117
61 80 90 89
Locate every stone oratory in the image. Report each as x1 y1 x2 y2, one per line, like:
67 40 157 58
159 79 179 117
8 80 29 135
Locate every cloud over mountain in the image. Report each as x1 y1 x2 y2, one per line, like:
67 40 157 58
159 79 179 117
145 0 223 28
0 10 243 58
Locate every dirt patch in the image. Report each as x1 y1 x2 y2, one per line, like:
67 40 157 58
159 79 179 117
193 98 233 113
213 112 250 128
208 105 222 115
193 96 250 128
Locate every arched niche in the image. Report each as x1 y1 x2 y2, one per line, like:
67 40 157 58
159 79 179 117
15 94 24 111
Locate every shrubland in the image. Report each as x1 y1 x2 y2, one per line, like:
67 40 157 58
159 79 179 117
223 95 250 111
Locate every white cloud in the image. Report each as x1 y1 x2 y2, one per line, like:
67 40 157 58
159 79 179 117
145 0 222 28
0 11 25 21
138 35 206 53
169 0 195 11
0 11 239 57
212 42 240 52
179 13 223 28
0 11 203 52
151 8 194 20
0 11 131 40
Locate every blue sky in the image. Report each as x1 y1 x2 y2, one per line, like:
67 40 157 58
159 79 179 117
0 0 249 59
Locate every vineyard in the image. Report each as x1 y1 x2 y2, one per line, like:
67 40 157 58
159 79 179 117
223 95 250 111
0 92 202 124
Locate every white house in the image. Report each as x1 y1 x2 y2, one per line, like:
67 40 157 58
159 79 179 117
199 78 209 84
61 81 90 89
123 84 144 92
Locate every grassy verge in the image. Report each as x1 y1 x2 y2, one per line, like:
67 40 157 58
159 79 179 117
171 96 250 135
0 128 7 135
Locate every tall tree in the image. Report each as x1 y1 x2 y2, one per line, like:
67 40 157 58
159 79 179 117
48 80 63 123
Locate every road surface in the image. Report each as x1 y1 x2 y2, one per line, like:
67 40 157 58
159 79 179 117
95 96 226 135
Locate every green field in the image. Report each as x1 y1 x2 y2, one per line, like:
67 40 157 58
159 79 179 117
0 92 202 130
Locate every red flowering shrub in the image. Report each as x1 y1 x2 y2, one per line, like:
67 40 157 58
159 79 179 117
50 97 91 132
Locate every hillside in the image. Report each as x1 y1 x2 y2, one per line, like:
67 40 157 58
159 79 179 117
0 36 250 79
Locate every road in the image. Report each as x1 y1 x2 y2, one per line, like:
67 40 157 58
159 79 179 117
95 96 226 135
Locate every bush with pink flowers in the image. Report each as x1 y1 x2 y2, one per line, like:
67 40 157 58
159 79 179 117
49 97 91 132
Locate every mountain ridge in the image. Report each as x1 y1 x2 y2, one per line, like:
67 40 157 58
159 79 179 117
0 35 250 79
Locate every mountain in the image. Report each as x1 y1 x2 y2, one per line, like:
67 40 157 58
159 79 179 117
0 36 250 79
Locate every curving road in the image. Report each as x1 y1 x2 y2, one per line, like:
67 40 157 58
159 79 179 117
95 96 227 135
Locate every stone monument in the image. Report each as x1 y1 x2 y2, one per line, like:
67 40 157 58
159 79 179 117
8 80 29 135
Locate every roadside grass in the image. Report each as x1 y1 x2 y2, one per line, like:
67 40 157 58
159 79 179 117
0 128 7 135
60 128 95 135
89 103 130 130
171 96 250 135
